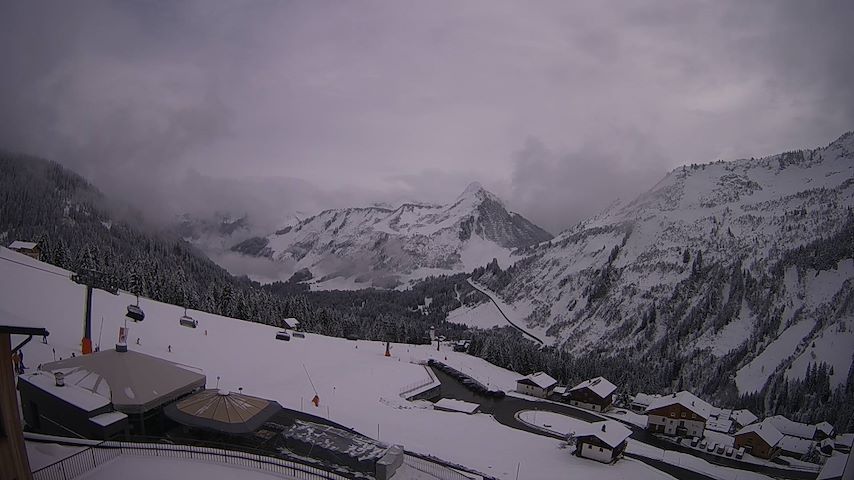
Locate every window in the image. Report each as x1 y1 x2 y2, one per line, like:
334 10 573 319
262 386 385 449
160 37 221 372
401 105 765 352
599 447 603 452
681 412 686 418
588 444 592 449
670 412 676 417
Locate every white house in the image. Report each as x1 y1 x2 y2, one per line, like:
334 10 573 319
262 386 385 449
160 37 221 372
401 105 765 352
645 391 712 438
515 372 558 398
572 420 632 464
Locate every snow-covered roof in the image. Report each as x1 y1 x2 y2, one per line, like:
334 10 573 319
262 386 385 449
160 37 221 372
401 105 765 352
90 411 128 427
766 415 817 440
646 391 713 420
569 376 617 399
9 241 38 250
20 371 110 412
735 422 783 447
817 453 851 480
835 433 854 448
706 417 733 433
282 318 300 328
553 386 567 395
778 435 813 455
517 372 558 390
816 421 834 436
571 421 632 449
434 398 480 414
732 409 758 427
42 349 206 414
631 393 661 407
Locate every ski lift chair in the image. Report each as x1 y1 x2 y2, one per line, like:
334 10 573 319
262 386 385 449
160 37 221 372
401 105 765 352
179 308 197 328
126 304 145 322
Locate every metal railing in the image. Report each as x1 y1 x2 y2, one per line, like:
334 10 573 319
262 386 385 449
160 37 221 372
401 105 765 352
32 440 355 480
403 453 479 480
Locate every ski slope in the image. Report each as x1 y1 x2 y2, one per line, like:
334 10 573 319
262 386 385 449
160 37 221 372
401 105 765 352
1 247 673 480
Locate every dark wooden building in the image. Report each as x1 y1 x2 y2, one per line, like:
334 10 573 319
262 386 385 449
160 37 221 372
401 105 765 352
566 376 616 412
734 422 783 459
8 241 42 261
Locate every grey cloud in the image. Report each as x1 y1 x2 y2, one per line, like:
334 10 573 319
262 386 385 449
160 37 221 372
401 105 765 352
0 0 851 234
502 131 672 234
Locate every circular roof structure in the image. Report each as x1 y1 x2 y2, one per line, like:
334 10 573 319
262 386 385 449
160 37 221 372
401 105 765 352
165 389 282 434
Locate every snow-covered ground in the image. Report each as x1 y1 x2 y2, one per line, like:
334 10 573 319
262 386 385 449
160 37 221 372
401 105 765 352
517 410 590 435
78 456 288 480
3 248 676 480
445 303 507 330
26 441 86 470
467 280 554 345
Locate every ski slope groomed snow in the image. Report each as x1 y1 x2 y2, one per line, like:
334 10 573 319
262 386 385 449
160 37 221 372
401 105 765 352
0 248 681 480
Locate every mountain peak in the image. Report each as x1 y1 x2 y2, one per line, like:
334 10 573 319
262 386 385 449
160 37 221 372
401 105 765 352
461 181 485 196
457 181 501 206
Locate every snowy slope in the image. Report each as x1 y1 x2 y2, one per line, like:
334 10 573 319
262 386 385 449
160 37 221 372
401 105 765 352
486 132 854 396
233 183 552 289
3 247 681 480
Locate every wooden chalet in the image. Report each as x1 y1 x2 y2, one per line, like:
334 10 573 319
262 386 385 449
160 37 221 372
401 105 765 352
515 372 558 398
566 376 617 412
734 421 783 459
645 391 712 438
572 420 631 464
8 241 41 261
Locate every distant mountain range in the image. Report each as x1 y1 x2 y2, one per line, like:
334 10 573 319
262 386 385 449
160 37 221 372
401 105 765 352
205 182 553 289
472 131 854 399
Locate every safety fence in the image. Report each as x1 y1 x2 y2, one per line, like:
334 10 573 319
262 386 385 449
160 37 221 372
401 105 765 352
32 440 355 480
403 453 480 480
398 364 439 398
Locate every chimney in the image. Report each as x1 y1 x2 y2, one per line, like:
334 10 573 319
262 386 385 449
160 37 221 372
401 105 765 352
54 371 65 387
601 424 606 432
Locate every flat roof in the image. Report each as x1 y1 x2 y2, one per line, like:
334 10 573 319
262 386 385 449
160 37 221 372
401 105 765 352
90 411 129 427
42 349 206 414
434 398 479 414
19 371 110 412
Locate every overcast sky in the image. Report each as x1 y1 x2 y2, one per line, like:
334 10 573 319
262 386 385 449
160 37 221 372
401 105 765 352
1 0 852 233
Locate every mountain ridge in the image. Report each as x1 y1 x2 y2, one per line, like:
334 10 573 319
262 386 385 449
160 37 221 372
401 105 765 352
230 182 553 289
472 131 854 402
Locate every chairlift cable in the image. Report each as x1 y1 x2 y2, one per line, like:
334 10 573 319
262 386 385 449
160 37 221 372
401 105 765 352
302 363 318 395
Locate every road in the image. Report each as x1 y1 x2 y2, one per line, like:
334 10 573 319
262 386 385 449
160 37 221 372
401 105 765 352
430 366 819 480
466 280 545 345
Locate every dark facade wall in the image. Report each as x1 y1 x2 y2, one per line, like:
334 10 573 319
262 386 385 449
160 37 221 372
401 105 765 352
569 388 613 408
17 379 119 439
734 432 774 459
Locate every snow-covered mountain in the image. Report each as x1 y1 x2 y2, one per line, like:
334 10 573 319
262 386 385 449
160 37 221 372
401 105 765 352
232 182 553 288
478 132 854 398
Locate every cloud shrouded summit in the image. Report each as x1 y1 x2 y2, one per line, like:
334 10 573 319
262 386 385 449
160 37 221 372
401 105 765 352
0 0 852 233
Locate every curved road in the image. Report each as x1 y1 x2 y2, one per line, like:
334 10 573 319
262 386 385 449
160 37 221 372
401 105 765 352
430 367 819 480
466 279 545 345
